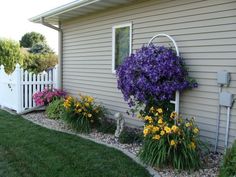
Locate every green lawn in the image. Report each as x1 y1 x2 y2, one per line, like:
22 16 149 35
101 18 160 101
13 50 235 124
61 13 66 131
0 110 150 177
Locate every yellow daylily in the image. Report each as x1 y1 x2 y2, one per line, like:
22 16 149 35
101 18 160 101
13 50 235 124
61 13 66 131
164 126 171 134
158 118 163 124
157 108 163 114
160 130 165 136
152 134 161 140
171 125 179 133
170 140 176 146
152 126 160 133
193 128 199 134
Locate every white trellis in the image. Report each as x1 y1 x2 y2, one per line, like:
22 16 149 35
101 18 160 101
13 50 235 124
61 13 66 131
148 33 180 114
0 64 59 113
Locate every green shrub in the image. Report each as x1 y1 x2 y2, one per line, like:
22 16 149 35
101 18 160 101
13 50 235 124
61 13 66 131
139 107 206 170
97 118 116 134
219 140 236 177
0 38 23 74
118 129 143 144
23 53 58 73
46 99 64 119
62 93 105 133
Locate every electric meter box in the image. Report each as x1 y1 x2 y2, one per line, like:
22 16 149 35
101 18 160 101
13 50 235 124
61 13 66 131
219 92 233 107
217 70 230 85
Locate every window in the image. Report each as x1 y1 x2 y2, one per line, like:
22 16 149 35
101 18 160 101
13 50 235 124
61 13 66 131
112 23 132 73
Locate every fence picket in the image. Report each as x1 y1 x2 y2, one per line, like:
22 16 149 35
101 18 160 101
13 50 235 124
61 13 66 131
32 74 36 107
24 70 29 109
28 72 33 109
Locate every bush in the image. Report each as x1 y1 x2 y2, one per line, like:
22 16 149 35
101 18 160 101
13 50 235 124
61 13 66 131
116 44 197 109
118 129 143 144
0 38 23 74
97 118 116 134
46 99 64 119
219 140 236 177
33 88 66 106
139 107 206 170
23 53 58 73
62 93 105 133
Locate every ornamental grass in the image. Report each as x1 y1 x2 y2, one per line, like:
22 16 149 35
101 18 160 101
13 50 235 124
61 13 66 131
63 93 105 133
139 107 206 170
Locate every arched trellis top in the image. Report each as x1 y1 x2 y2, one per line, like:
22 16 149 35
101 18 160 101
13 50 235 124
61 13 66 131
148 33 180 114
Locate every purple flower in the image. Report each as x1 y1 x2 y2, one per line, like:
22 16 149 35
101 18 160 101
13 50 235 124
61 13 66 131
116 44 197 108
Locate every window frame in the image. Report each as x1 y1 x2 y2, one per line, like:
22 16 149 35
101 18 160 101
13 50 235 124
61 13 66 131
112 23 132 74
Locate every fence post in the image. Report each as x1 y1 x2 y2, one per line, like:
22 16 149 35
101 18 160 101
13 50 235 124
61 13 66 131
15 64 22 113
53 65 59 89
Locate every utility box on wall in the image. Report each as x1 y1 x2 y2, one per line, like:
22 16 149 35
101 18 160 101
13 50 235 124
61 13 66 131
219 92 233 107
217 70 230 85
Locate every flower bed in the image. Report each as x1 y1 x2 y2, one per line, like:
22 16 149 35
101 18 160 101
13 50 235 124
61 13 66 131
23 111 222 177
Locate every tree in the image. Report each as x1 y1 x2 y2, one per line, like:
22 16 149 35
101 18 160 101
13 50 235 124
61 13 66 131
20 32 46 48
0 38 23 74
29 42 53 54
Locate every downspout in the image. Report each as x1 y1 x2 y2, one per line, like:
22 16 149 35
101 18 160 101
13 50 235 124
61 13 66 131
41 17 62 89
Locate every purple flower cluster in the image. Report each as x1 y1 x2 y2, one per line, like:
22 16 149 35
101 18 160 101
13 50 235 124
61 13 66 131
116 44 197 107
33 88 66 106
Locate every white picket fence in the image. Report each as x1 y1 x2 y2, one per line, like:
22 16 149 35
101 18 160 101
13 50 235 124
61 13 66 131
0 64 59 113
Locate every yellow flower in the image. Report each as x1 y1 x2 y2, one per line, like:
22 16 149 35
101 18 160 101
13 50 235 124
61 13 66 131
75 103 80 108
170 140 176 146
170 112 177 119
145 125 154 130
171 125 179 133
85 102 90 107
188 142 196 150
78 109 82 112
88 113 92 118
157 108 163 114
144 116 153 124
152 126 160 133
160 130 165 136
164 126 171 134
87 96 94 103
158 118 163 124
143 128 149 137
152 134 161 140
149 106 154 113
193 128 199 134
185 122 191 127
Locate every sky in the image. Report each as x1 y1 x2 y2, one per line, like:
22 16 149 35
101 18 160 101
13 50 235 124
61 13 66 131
0 0 74 53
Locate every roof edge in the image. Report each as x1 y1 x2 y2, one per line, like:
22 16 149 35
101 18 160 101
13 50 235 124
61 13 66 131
29 0 99 23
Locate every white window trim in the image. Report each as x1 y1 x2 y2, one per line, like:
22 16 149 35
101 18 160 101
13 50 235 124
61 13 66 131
112 23 132 74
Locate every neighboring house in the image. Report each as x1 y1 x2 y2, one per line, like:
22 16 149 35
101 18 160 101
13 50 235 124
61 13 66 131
30 0 236 150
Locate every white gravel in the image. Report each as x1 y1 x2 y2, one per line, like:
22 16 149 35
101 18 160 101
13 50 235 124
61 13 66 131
23 111 222 177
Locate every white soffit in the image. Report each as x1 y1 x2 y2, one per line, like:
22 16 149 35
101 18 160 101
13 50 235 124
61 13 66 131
29 0 134 25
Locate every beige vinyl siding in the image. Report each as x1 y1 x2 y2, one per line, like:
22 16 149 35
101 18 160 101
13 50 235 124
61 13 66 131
62 0 236 149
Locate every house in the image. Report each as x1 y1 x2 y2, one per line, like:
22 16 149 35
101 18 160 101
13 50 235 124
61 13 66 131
30 0 236 150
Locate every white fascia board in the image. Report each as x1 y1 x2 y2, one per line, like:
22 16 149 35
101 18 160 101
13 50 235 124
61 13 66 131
29 0 99 23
